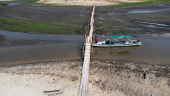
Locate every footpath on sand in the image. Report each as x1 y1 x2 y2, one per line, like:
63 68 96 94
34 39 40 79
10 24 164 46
0 60 170 96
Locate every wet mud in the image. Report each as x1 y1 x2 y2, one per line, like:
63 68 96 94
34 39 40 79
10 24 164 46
0 2 170 35
95 3 170 35
0 35 47 45
0 3 91 32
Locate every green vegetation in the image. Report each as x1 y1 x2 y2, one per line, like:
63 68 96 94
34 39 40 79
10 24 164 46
14 0 39 3
41 3 59 7
0 18 84 34
107 0 170 7
98 11 110 13
95 23 131 35
0 2 9 6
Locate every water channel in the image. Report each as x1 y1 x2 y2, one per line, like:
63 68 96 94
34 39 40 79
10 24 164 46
0 30 170 66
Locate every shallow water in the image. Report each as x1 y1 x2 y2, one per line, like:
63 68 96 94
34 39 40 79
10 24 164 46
92 34 170 66
135 21 170 29
0 30 84 66
8 3 19 6
107 12 114 15
128 11 157 13
127 28 143 31
0 30 83 41
0 30 170 66
0 42 83 66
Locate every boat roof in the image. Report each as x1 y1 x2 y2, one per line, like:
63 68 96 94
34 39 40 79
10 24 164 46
111 35 133 39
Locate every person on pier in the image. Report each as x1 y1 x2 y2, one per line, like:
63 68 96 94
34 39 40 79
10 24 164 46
94 36 98 43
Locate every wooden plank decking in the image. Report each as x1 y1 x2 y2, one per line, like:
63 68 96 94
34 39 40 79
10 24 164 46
79 6 95 96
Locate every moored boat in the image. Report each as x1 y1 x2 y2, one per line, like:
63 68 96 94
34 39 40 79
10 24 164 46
93 35 142 47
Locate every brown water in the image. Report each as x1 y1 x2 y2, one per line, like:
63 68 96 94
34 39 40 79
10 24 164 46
0 30 83 66
0 42 82 65
0 30 170 66
93 34 170 66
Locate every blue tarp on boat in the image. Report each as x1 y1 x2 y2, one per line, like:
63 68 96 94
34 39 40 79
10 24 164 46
111 35 133 38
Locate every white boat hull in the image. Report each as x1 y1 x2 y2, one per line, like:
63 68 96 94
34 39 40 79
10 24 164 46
93 40 142 47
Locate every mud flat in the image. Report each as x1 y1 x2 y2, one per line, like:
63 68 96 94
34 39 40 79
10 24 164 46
0 34 48 45
0 1 169 35
0 60 169 96
94 2 170 35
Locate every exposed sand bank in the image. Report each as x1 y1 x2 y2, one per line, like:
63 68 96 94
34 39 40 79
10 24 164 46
43 1 118 6
0 60 169 96
41 0 147 6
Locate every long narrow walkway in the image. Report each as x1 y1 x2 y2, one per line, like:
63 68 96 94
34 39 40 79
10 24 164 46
79 6 95 96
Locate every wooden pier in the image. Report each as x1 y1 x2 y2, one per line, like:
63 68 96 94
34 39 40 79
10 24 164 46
79 6 95 96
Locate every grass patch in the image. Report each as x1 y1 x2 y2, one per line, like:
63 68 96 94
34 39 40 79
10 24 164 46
98 11 110 13
41 3 59 7
106 0 170 7
14 0 39 3
0 18 84 34
95 23 131 35
0 2 9 6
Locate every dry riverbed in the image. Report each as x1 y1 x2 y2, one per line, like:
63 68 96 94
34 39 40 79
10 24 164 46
0 60 170 96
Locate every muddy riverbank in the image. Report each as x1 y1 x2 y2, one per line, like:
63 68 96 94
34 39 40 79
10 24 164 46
0 60 170 96
0 34 48 45
94 3 170 35
0 1 170 34
0 2 91 34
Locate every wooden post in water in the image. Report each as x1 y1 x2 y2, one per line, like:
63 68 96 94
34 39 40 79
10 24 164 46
79 6 95 96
